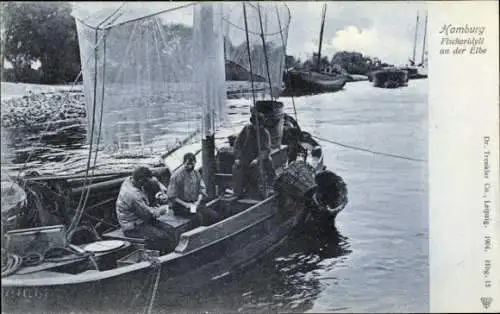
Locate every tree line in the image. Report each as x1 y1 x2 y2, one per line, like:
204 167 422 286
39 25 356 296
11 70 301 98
0 2 393 85
1 2 81 84
285 51 394 76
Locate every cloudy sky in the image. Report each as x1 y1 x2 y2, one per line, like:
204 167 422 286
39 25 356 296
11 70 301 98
73 1 427 66
286 1 427 65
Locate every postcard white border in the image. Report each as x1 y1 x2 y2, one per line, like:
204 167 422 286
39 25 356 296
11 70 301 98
428 1 499 312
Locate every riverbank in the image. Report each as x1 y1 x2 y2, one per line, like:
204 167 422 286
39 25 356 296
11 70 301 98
0 81 268 129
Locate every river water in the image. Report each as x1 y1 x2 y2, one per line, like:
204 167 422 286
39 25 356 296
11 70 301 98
1 79 428 313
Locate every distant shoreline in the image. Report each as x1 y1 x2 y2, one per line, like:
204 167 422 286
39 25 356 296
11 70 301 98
1 81 268 102
0 81 268 129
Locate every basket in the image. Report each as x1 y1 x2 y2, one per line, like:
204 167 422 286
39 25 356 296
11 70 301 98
273 161 316 199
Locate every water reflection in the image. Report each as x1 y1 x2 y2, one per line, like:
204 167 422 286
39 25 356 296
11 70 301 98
160 227 351 313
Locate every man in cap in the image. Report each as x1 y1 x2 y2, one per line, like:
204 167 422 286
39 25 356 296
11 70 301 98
232 108 276 198
116 166 175 253
167 153 220 226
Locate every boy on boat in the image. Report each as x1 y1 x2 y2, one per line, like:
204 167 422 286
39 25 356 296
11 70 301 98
167 153 220 226
116 167 175 253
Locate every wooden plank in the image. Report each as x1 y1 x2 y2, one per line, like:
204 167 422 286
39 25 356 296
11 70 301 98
16 242 132 275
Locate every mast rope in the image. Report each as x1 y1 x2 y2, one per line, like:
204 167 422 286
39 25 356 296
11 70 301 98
145 260 161 314
242 2 265 192
274 4 298 123
221 17 288 37
67 12 114 241
8 5 124 209
312 135 426 163
68 29 109 241
256 3 275 101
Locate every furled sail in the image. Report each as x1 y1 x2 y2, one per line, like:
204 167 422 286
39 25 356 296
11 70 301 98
72 2 226 156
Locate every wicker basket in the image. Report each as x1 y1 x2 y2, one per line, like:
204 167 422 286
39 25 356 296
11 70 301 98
273 161 316 199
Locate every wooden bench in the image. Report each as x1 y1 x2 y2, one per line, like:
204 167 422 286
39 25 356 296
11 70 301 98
102 229 146 244
103 212 193 244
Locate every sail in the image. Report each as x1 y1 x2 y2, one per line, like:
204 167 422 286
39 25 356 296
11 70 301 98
223 2 291 99
72 2 226 156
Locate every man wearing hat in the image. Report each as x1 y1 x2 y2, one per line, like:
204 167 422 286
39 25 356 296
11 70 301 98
232 108 276 198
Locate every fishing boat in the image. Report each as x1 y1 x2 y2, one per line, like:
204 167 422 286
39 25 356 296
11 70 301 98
400 12 428 80
370 67 409 88
282 70 347 96
1 3 348 313
281 3 347 96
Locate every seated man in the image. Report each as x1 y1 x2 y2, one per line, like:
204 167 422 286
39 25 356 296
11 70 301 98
116 166 176 254
167 153 220 226
232 109 276 198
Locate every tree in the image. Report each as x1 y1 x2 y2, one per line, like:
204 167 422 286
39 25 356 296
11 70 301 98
330 51 393 75
1 2 81 84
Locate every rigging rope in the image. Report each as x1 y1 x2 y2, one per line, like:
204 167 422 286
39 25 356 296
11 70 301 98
1 246 99 277
257 3 275 102
221 16 286 37
102 3 196 30
274 5 298 123
68 20 112 241
1 253 23 277
312 135 427 163
145 263 161 314
8 5 125 219
242 3 265 192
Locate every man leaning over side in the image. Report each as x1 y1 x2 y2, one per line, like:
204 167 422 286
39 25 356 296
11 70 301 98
116 166 175 254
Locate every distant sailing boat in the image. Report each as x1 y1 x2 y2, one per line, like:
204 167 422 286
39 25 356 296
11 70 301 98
404 11 428 79
281 3 347 96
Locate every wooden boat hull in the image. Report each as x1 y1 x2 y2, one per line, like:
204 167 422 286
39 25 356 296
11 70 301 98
282 70 347 96
2 194 307 313
399 66 428 80
371 69 408 88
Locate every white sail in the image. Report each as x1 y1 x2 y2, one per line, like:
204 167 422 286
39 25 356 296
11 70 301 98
72 2 225 158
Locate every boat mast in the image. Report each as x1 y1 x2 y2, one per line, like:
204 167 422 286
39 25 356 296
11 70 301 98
316 3 327 72
196 3 222 198
411 12 419 64
420 12 428 66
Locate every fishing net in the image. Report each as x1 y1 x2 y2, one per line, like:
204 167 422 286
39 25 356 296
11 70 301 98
72 2 226 156
223 2 290 99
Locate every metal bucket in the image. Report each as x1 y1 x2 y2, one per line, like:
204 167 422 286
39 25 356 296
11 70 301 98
255 100 284 149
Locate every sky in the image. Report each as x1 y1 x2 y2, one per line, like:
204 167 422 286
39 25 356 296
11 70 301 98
72 1 427 66
286 1 427 65
8 1 428 69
